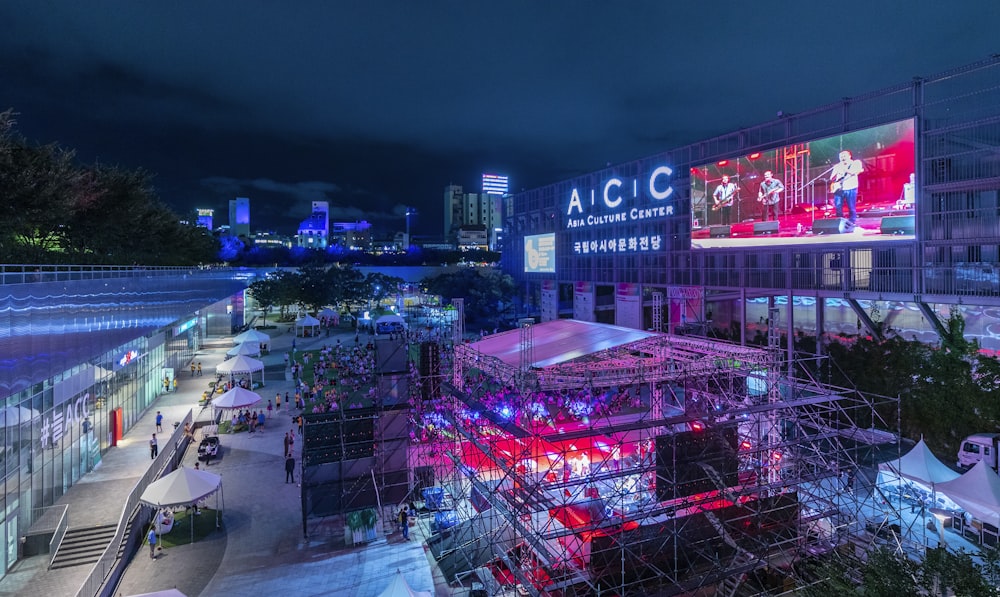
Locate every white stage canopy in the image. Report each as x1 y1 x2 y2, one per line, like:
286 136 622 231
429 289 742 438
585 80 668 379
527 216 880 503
879 438 960 486
233 329 271 345
937 460 1000 527
466 319 657 369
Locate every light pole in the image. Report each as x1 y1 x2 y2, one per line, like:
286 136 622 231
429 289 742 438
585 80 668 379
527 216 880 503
404 207 417 250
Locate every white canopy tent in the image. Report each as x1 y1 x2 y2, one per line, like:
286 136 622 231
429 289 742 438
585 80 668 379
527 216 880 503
232 329 270 345
878 438 961 486
318 308 338 319
139 467 223 542
296 315 321 337
937 460 1000 527
377 570 431 597
211 387 263 411
215 355 265 387
226 342 261 358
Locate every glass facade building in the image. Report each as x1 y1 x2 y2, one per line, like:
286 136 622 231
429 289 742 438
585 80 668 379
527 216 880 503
502 56 1000 353
0 267 248 575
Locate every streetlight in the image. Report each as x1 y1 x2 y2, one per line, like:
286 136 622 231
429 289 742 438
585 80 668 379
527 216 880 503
404 207 417 250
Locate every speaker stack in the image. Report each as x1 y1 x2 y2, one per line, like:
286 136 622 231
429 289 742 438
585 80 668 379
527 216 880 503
880 215 915 235
753 221 779 235
812 217 853 235
710 225 731 238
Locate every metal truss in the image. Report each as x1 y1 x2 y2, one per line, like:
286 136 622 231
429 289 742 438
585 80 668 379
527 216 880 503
409 330 900 596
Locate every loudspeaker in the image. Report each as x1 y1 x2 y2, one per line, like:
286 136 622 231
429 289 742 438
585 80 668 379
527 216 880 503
710 225 731 238
880 215 915 235
753 221 779 235
812 217 852 235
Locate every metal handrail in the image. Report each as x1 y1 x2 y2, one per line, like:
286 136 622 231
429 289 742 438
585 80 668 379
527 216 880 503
74 408 193 597
48 505 70 569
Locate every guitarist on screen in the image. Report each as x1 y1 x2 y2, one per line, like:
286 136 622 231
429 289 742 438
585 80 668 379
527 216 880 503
829 150 864 224
757 170 784 222
711 175 737 225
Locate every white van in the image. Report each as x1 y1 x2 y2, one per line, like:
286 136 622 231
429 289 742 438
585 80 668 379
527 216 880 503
956 433 1000 469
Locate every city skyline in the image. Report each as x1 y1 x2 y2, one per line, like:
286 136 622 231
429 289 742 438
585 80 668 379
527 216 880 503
1 2 998 235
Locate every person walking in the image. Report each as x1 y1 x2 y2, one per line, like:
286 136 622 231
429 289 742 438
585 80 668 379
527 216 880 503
285 454 295 483
285 391 291 411
155 411 163 433
267 400 274 417
172 377 178 392
150 434 158 459
275 392 281 411
197 362 202 376
191 363 196 377
283 432 290 457
148 527 158 559
398 507 409 540
287 429 295 453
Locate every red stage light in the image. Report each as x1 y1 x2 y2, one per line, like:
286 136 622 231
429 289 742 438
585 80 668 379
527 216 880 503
717 160 729 167
748 153 761 160
771 451 783 462
690 421 705 432
740 440 752 450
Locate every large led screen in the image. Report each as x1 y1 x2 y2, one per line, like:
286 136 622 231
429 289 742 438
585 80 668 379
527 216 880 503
690 119 915 248
524 233 556 273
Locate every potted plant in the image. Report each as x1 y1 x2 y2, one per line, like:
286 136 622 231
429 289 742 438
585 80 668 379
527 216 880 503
345 508 379 545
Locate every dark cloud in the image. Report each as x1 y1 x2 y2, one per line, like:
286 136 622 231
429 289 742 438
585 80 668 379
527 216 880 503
1 1 998 235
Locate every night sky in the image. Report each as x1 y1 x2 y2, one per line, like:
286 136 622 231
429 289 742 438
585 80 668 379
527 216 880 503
2 2 998 236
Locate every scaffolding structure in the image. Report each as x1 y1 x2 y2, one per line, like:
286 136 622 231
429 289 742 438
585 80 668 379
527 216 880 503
407 320 902 596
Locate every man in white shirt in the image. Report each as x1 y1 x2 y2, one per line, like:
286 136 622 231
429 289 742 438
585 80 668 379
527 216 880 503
830 150 865 223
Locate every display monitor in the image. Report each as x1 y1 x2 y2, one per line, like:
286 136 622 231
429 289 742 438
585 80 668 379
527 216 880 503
690 119 916 248
524 233 556 273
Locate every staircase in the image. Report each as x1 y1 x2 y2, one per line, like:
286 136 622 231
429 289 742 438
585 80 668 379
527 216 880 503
49 523 117 570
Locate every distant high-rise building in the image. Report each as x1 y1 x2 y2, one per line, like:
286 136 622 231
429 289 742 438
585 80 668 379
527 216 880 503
482 173 509 196
296 201 330 248
196 208 214 231
228 197 250 238
444 184 503 249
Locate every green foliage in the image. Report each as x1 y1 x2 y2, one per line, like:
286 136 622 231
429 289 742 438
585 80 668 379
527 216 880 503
421 267 516 324
828 310 998 458
0 109 216 265
346 508 377 531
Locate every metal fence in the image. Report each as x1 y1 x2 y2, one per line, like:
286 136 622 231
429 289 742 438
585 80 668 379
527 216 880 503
74 408 193 597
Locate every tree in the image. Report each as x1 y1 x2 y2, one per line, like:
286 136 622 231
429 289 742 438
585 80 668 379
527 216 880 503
247 277 281 327
422 267 516 327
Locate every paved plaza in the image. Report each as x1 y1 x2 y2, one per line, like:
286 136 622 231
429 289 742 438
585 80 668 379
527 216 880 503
0 326 452 597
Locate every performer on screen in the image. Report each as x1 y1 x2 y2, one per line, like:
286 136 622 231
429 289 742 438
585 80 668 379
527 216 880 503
711 175 737 225
829 150 864 224
757 170 784 221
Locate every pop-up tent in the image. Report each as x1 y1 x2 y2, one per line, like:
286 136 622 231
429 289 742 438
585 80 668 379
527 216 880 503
878 438 960 486
226 342 261 358
215 355 264 387
139 466 223 542
211 387 262 411
232 329 270 345
937 460 1000 527
295 315 321 337
377 570 431 597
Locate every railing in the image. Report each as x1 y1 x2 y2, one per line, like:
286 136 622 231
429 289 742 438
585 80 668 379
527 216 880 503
0 264 239 285
48 505 69 569
74 408 193 597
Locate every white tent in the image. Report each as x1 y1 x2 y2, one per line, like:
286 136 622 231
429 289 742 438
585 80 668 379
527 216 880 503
226 342 261 358
937 460 1000 527
216 355 265 387
296 315 321 337
376 314 407 329
377 570 431 597
139 466 224 542
233 329 270 345
318 308 338 319
879 438 961 486
211 387 263 410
